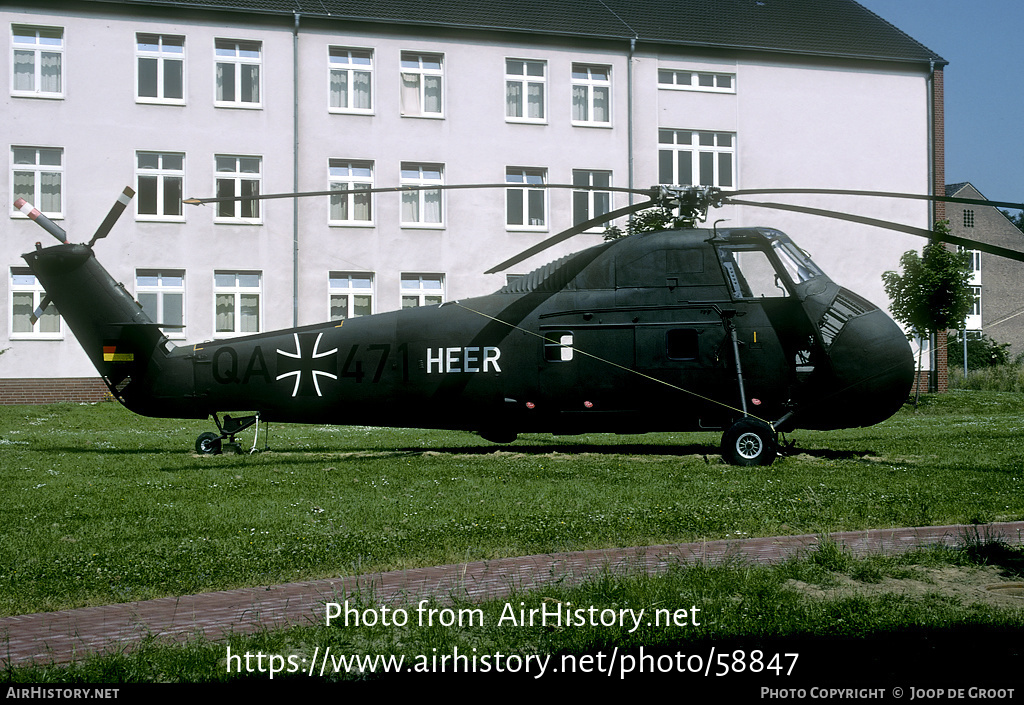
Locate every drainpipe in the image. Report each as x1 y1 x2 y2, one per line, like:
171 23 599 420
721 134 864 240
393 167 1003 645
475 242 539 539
627 37 635 207
292 12 301 327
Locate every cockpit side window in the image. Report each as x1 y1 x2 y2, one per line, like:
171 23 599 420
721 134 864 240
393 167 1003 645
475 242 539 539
719 247 791 299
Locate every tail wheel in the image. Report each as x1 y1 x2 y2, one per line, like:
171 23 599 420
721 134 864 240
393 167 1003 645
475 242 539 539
721 418 778 466
195 432 222 455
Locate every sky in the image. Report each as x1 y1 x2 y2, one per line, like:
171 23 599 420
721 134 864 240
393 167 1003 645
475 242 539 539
856 0 1024 205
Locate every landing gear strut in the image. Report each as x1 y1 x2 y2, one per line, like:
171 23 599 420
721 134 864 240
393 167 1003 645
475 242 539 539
195 413 259 455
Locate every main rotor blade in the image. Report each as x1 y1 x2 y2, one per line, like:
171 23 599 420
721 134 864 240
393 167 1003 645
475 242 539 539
484 199 657 274
725 197 1024 263
183 183 654 206
730 188 1024 212
88 186 136 247
13 198 68 244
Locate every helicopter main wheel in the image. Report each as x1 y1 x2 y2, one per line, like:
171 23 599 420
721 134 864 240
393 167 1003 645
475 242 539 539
195 431 223 455
721 418 778 466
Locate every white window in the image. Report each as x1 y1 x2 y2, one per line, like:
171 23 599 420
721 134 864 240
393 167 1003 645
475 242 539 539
136 269 185 338
329 47 372 113
137 34 185 103
10 268 60 338
572 169 612 227
506 58 545 122
214 271 260 335
214 155 261 223
401 273 444 308
329 160 373 225
400 52 443 117
400 163 443 226
966 286 982 331
659 130 735 189
136 152 184 220
657 69 735 93
215 39 261 107
11 25 63 98
329 272 373 320
506 167 547 229
11 146 62 217
571 64 610 126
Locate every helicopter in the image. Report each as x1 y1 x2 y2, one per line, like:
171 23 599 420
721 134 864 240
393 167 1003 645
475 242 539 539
17 183 1024 465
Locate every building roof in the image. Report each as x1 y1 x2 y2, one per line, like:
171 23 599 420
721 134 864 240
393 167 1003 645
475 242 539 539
77 0 945 65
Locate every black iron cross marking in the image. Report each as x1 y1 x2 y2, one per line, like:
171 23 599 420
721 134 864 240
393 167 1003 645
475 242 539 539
275 332 338 397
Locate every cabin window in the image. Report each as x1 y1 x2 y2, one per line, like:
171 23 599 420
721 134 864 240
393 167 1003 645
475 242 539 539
665 328 699 361
544 332 574 361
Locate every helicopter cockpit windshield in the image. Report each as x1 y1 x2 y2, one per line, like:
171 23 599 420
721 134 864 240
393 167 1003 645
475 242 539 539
717 230 823 300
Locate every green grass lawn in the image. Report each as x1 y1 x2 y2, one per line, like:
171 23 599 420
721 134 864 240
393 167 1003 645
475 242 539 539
1 392 1022 616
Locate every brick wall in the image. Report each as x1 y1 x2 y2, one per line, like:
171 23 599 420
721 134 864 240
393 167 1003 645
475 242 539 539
0 378 112 405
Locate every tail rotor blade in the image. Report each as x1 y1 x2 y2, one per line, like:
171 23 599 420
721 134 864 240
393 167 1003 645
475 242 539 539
88 187 136 247
14 198 68 244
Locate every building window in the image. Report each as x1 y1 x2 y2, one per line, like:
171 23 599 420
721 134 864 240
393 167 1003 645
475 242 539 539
329 47 373 113
401 273 444 308
136 152 184 220
571 64 610 126
214 271 260 335
214 155 261 223
400 163 443 226
10 268 60 338
11 146 62 217
137 34 184 103
329 160 373 225
400 52 443 117
506 167 547 229
11 25 63 98
214 39 261 107
136 270 185 337
657 69 735 93
329 272 373 320
506 58 545 122
659 129 735 188
572 169 612 227
963 209 975 228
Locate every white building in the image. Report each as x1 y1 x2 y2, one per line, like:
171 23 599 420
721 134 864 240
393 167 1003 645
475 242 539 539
2 0 945 401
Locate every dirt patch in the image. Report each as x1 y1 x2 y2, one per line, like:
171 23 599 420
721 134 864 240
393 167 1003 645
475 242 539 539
785 564 1024 609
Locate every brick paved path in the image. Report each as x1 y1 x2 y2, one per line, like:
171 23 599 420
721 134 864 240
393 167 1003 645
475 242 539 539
2 522 1022 667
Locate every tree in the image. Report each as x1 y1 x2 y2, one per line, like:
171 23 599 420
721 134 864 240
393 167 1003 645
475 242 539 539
881 220 976 400
602 206 679 240
1000 208 1024 234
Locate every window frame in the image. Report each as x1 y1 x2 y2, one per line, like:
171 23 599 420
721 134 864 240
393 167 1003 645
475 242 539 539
9 267 62 339
505 58 546 123
572 169 612 228
399 162 444 228
657 69 735 94
658 129 736 189
135 269 186 339
213 154 262 224
400 273 445 308
328 159 374 226
136 33 185 104
213 271 261 336
214 38 262 108
136 151 185 221
506 166 548 231
11 24 64 99
329 271 374 320
11 146 63 218
328 46 373 114
570 63 611 127
399 51 443 118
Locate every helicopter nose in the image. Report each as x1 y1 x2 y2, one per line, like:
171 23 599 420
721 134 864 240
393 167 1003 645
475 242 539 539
821 296 916 429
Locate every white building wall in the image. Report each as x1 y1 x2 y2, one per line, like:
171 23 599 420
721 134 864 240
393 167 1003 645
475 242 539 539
1 4 932 382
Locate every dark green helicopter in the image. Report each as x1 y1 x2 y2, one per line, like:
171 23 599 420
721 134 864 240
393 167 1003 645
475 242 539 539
18 184 1024 465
